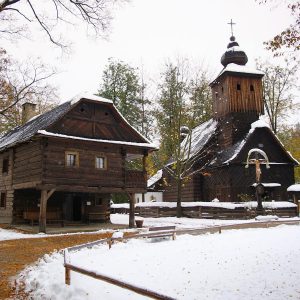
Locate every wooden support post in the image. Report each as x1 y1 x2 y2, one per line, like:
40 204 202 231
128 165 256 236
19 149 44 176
39 189 55 233
65 266 71 285
219 227 222 234
129 193 135 228
108 239 113 249
172 232 176 240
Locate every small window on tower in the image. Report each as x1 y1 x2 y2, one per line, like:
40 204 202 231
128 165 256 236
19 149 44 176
250 84 254 92
2 158 9 174
0 192 6 208
237 83 241 91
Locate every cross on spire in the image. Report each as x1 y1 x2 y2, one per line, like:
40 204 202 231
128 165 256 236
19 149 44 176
227 19 236 36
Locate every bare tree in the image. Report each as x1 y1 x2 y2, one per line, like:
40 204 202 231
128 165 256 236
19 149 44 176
154 59 215 217
0 48 58 132
0 0 125 47
258 0 300 56
162 125 217 217
256 59 299 133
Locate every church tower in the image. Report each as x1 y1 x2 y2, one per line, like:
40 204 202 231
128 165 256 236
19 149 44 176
210 25 264 148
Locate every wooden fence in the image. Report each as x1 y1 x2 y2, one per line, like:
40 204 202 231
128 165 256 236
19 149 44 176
64 219 300 299
112 205 298 219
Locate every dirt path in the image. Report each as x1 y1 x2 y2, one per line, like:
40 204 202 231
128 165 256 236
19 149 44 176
0 231 113 299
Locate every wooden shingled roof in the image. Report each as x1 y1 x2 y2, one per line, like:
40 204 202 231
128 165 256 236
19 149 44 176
0 94 155 152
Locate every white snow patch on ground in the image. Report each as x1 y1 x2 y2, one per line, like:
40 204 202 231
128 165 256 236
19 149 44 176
17 225 300 300
0 228 47 241
110 214 255 229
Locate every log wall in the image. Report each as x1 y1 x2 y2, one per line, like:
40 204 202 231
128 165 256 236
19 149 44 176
162 173 202 202
0 149 14 222
42 138 146 191
12 140 43 188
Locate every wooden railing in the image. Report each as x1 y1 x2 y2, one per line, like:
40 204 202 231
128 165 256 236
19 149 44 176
135 205 298 219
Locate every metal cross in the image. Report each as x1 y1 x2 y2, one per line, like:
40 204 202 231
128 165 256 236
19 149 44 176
227 19 236 36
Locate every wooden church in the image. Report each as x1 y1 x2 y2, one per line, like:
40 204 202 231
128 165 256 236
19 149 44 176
158 34 298 203
0 94 155 231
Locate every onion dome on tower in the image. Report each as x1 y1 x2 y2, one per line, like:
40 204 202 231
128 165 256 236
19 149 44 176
221 35 248 67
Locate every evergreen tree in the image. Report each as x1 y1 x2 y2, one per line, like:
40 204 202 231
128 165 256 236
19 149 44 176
189 70 212 126
154 60 214 217
98 58 153 138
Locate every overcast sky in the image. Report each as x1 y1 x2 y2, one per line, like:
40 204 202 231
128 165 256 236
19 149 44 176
3 0 296 101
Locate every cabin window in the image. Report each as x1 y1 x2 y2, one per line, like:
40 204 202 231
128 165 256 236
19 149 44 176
65 151 79 167
0 192 6 208
95 156 107 170
250 84 254 92
2 158 9 174
237 83 241 91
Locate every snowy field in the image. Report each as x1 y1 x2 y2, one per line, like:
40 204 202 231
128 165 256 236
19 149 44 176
17 225 300 300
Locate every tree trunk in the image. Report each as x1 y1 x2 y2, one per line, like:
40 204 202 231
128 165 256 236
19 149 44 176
176 178 182 218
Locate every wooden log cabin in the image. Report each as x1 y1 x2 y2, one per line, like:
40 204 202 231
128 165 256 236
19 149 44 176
160 35 298 203
0 94 156 232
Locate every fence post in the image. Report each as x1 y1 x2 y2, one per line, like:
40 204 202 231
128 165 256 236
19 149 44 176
219 227 222 234
65 266 71 285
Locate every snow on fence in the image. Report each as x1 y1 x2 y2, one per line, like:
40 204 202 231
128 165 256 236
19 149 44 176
111 202 298 219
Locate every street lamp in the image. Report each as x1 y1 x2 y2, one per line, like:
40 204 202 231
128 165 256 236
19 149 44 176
245 148 270 214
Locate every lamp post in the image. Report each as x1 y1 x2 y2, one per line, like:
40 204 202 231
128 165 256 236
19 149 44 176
245 148 270 215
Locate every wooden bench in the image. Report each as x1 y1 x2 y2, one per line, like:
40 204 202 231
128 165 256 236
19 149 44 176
108 226 176 249
147 226 176 240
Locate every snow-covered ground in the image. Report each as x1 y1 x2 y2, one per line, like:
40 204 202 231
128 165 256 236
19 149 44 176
0 228 46 241
17 225 300 300
1 214 299 241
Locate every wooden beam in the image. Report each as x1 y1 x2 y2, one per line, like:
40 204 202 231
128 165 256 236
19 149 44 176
13 181 41 190
38 188 56 233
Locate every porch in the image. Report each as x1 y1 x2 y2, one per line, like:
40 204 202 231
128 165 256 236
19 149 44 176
13 190 112 229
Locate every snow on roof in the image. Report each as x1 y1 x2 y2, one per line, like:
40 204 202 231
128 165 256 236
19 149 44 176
147 169 163 188
252 183 281 188
219 63 265 77
183 119 218 159
70 92 113 105
217 118 298 166
250 119 270 131
226 46 243 52
37 130 156 149
287 184 300 192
